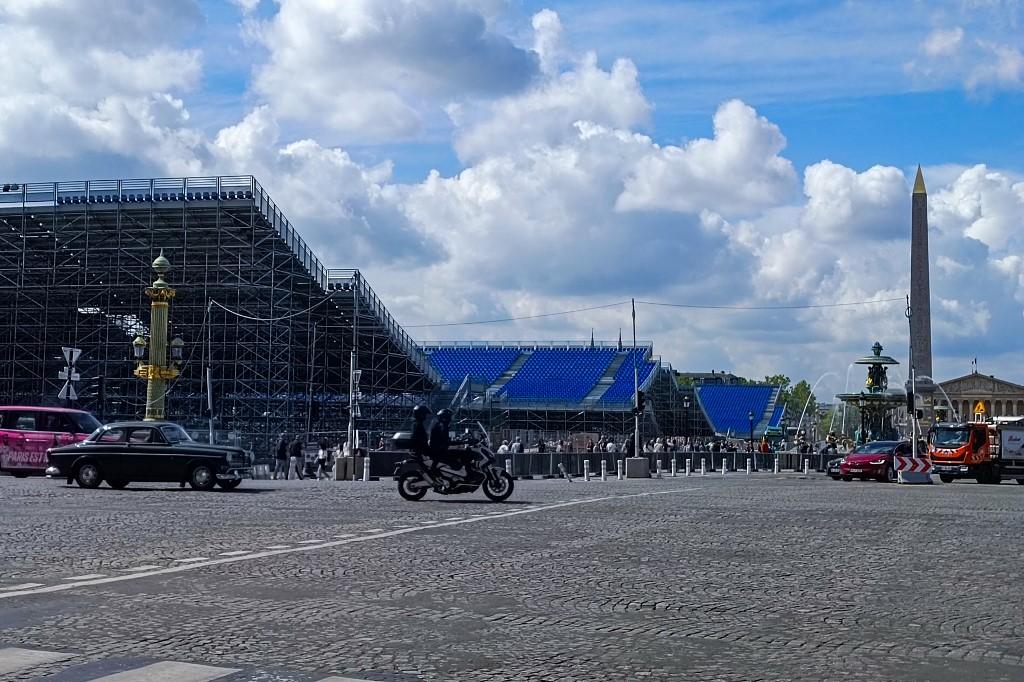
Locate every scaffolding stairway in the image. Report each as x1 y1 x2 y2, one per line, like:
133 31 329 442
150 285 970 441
583 351 630 402
485 351 531 399
754 386 781 434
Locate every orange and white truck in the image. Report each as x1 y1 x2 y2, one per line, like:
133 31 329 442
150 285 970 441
929 417 1024 485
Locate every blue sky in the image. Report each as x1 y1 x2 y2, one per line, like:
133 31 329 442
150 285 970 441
2 0 1023 389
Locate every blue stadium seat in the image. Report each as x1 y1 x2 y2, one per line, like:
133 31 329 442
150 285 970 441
427 347 521 386
601 349 656 402
696 385 775 435
499 348 616 403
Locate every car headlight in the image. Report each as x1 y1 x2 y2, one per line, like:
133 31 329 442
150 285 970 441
868 459 886 465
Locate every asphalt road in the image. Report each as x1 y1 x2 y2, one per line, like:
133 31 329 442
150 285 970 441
1 473 1023 681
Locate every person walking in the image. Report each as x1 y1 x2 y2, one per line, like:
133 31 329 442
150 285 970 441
289 435 305 480
497 440 510 454
273 434 289 480
511 437 523 454
315 436 330 480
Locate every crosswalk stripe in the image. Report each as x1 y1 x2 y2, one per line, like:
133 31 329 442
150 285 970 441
0 647 74 675
86 660 239 681
64 573 107 580
0 583 43 591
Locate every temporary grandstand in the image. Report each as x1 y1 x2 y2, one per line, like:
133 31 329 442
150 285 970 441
0 176 439 455
0 174 786 454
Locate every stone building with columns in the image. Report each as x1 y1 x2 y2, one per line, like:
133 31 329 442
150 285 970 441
936 371 1024 422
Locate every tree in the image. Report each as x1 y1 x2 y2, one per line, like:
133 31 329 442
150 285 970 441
789 380 817 427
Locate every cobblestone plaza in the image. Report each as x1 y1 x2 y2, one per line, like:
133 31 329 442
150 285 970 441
2 475 1022 681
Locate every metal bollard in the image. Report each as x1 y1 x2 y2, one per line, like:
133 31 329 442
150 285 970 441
655 459 662 479
774 457 780 474
803 458 810 475
671 459 677 477
505 458 512 474
583 460 591 482
617 459 624 480
722 457 727 476
685 459 691 477
700 458 706 476
362 459 370 482
601 459 607 482
746 458 752 475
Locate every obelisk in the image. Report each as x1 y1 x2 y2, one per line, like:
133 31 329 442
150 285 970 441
910 165 935 427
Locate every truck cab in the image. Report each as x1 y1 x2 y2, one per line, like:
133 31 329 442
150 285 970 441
929 422 998 484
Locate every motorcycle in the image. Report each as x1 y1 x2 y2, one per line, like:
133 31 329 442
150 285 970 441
392 421 515 502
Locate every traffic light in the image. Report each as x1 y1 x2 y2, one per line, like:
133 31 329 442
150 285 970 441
906 389 915 413
633 390 646 416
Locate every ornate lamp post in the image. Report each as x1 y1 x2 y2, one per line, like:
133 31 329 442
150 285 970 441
133 251 185 421
748 410 755 453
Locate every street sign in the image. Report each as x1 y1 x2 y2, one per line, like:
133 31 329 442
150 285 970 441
62 347 82 366
895 456 932 474
57 369 81 382
57 383 77 401
973 401 986 414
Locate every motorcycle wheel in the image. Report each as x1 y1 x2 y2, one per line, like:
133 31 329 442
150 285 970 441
482 471 514 502
398 471 428 501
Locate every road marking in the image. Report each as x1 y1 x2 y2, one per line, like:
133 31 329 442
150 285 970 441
318 677 375 681
418 520 437 524
332 534 354 539
297 539 324 544
173 557 209 563
444 517 462 521
217 550 252 556
264 545 291 549
361 528 384 532
0 486 697 600
121 565 163 572
87 660 239 681
0 647 74 674
63 573 106 580
0 583 43 591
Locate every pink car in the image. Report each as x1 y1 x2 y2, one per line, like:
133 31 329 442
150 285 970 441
838 440 911 482
0 406 102 476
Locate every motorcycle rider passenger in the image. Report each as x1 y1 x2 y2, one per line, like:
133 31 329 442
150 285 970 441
411 405 431 456
429 409 467 480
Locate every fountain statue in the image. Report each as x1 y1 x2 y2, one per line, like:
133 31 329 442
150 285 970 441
836 342 905 444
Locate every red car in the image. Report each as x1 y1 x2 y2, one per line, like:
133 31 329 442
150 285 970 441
838 440 911 482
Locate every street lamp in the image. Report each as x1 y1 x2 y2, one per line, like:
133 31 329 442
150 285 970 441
748 410 755 454
132 250 184 421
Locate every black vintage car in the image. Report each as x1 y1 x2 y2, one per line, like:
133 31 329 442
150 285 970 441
45 421 250 491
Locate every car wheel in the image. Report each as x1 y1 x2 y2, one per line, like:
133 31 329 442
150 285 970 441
217 479 241 490
188 464 216 491
107 478 130 489
12 471 29 478
75 461 102 489
939 474 955 483
885 466 896 483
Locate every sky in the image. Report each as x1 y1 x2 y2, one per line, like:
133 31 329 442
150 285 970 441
2 0 1023 397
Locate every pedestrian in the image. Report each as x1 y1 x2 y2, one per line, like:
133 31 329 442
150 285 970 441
497 439 510 454
289 435 305 480
273 434 289 480
315 436 330 480
606 439 617 454
536 438 547 454
511 437 523 454
586 438 595 453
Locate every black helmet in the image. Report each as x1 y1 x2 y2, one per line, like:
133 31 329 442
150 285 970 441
412 405 430 421
437 408 453 424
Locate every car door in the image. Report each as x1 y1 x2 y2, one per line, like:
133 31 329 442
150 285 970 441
6 410 49 471
92 427 128 479
125 427 172 482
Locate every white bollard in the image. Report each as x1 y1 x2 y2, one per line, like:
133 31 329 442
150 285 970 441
601 459 607 482
774 458 780 474
362 458 370 482
505 458 512 474
722 457 727 476
685 459 691 477
617 459 624 480
803 458 810 475
671 459 677 477
655 460 662 479
583 460 591 482
746 458 752 475
700 458 706 476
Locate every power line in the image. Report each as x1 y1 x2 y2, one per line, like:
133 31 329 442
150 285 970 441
635 297 905 311
209 292 338 322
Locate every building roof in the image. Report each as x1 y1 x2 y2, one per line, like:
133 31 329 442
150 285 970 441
938 372 1024 394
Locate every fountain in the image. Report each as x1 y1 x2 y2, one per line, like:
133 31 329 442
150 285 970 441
835 342 907 444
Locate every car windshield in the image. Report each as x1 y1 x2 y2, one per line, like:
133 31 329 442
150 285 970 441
69 412 101 433
159 424 192 443
852 442 895 454
932 428 969 446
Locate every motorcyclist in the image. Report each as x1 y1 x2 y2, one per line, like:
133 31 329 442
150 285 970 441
429 409 466 479
411 405 430 456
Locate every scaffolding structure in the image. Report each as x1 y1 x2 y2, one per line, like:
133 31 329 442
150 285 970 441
0 176 440 456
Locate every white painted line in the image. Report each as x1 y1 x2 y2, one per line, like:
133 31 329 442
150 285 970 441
0 486 697 600
121 565 163 572
361 528 384 532
318 677 375 682
63 573 106 581
391 525 411 528
264 545 291 550
0 647 74 674
419 520 437 524
173 557 209 563
0 583 43 591
86 660 240 681
444 517 462 521
217 550 252 556
297 539 324 544
332 534 354 539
